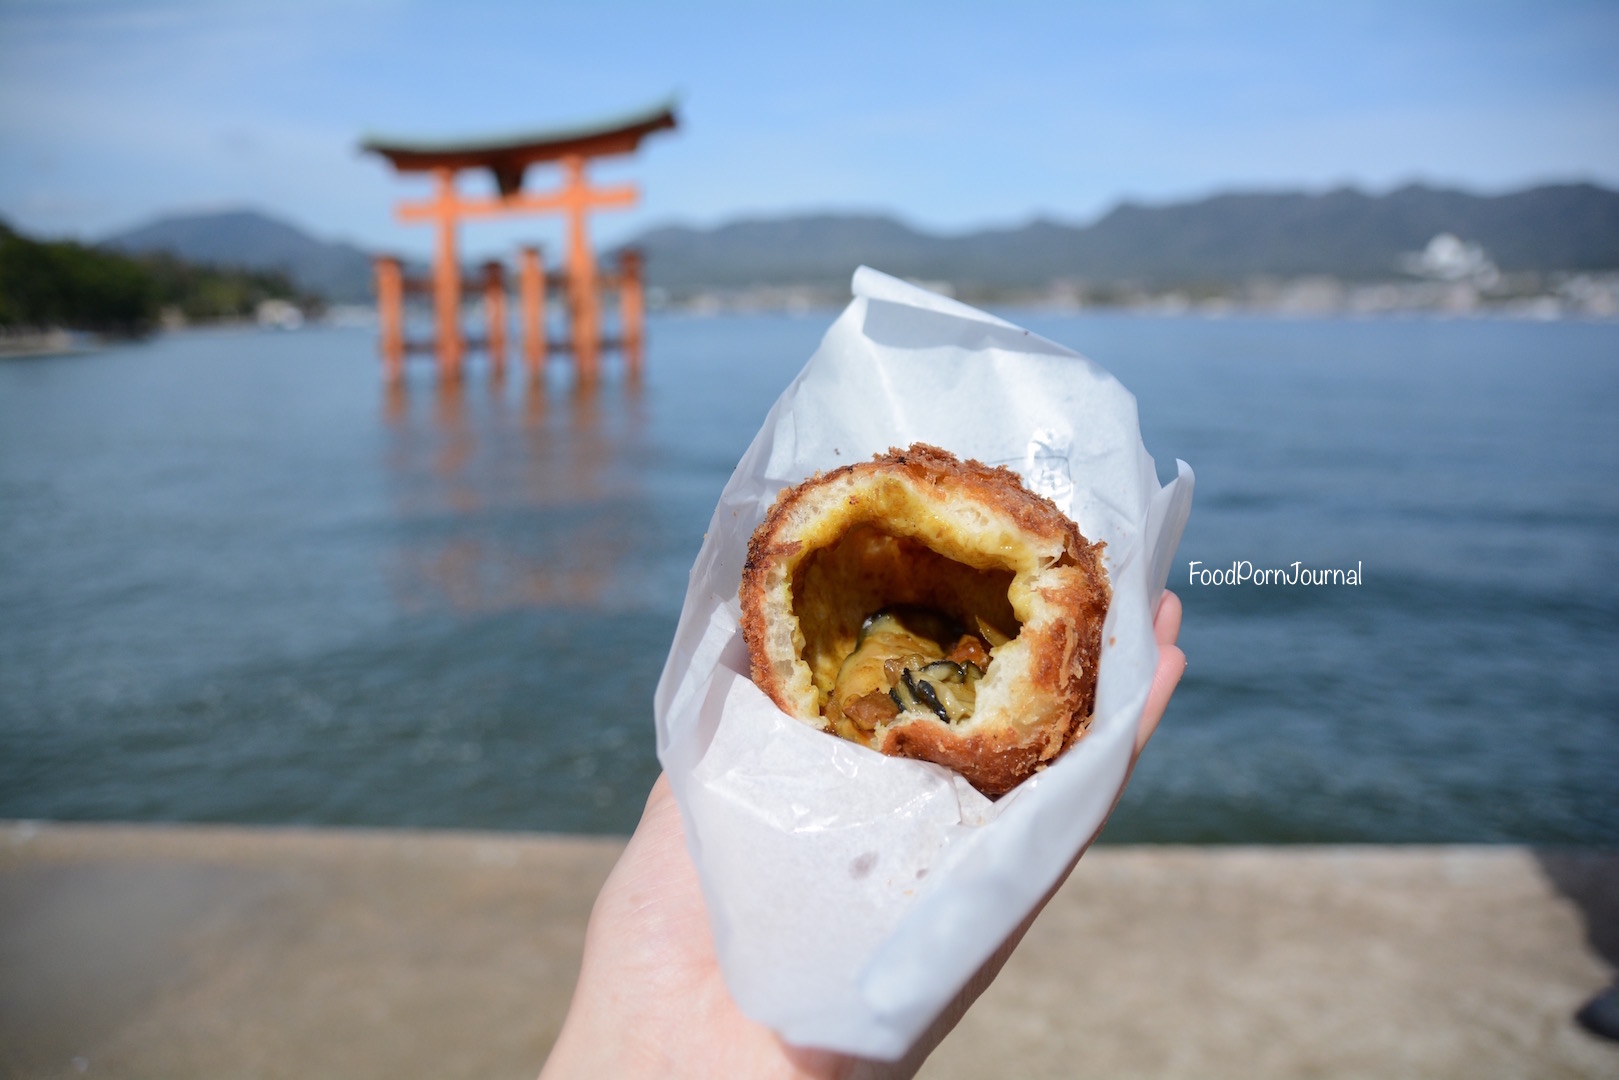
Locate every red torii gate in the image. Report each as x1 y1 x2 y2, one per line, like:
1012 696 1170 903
361 100 677 382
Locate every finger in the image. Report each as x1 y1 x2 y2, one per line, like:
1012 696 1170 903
1136 591 1186 755
1154 589 1183 647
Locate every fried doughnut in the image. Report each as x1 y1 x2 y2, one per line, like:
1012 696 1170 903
740 443 1110 796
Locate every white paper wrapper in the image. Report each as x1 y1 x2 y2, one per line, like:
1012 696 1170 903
653 268 1195 1059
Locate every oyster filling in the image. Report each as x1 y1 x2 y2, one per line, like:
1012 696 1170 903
825 606 995 744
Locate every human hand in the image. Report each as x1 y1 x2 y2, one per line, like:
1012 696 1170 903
541 591 1186 1080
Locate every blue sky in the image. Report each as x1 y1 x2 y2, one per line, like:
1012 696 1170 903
2 1 1616 259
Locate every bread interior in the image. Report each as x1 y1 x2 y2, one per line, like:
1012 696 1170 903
789 523 1020 710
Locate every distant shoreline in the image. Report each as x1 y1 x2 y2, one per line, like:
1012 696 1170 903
9 295 1618 356
0 328 94 358
652 270 1619 320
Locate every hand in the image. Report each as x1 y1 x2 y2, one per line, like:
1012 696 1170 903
542 592 1186 1080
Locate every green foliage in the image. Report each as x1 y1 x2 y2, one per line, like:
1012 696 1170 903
0 222 154 332
0 221 310 334
137 252 308 322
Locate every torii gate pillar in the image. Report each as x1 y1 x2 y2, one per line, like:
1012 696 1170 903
430 170 464 377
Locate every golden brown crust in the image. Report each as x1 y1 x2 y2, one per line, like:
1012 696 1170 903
744 443 1084 569
739 443 1110 797
878 722 1047 797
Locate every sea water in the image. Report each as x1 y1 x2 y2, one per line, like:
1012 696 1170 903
1 313 1614 842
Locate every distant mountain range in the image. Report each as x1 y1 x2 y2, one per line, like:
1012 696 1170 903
103 210 376 302
100 182 1619 302
630 183 1619 293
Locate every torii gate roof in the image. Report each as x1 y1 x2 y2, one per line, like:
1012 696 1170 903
360 99 678 194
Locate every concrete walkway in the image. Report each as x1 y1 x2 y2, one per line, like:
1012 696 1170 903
1 823 1614 1079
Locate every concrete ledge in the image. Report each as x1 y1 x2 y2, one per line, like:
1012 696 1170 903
2 823 1615 1079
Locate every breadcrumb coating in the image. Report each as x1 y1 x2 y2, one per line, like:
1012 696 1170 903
740 444 1110 796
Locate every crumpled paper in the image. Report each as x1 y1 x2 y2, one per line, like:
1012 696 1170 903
652 267 1194 1059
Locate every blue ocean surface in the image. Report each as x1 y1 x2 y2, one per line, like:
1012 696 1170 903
1 313 1615 842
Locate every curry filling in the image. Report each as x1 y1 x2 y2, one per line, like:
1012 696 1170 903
788 523 1021 746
